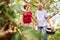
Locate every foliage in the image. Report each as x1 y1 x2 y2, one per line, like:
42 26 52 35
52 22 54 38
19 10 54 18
0 0 60 40
11 26 44 40
10 0 60 40
55 29 60 38
49 28 60 38
0 17 4 22
0 1 17 40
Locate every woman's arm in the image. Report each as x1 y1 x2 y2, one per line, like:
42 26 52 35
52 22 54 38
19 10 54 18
19 14 24 25
32 16 38 26
32 16 37 22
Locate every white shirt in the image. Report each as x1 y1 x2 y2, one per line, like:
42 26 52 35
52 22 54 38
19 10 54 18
35 9 48 26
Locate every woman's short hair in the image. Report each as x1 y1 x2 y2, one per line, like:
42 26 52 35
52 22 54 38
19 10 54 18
24 4 28 9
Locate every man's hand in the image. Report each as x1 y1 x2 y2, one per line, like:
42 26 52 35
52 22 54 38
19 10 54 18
48 24 54 31
51 26 54 31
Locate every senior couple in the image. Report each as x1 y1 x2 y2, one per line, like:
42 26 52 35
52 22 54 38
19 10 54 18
21 3 51 40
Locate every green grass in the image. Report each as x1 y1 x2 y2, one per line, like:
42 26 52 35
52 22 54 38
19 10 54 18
11 26 60 40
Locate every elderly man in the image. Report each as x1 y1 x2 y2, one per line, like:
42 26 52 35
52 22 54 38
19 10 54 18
35 3 51 40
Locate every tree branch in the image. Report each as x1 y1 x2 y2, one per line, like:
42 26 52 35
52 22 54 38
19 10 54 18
39 0 42 3
49 10 60 19
23 0 36 7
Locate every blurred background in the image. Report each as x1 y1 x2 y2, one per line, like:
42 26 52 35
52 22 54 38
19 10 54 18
0 0 60 40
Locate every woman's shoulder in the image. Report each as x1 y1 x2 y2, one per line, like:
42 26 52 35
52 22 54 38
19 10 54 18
23 10 32 13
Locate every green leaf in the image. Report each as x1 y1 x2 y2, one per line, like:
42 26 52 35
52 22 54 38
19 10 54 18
50 0 54 3
8 11 16 18
11 26 44 40
0 17 4 22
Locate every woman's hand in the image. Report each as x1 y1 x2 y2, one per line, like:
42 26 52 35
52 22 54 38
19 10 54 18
33 21 38 26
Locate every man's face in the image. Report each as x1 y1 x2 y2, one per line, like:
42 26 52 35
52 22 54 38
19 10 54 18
37 4 43 10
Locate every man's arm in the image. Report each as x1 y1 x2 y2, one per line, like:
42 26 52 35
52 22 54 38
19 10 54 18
32 16 37 22
46 17 51 26
44 10 51 26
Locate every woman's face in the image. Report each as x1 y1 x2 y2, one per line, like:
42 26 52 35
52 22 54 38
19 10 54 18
26 5 30 10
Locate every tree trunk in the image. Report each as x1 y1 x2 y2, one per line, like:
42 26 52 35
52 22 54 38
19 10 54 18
0 0 17 40
0 0 10 4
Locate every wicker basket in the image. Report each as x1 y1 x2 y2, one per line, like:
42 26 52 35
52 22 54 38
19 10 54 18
46 28 55 34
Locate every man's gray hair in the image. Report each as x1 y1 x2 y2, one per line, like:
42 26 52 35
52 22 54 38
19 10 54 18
37 3 43 7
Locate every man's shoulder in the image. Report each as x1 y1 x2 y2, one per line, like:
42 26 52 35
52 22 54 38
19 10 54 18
42 9 46 12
